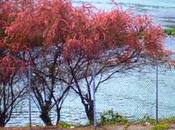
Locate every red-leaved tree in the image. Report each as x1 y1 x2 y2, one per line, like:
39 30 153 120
4 0 74 126
0 55 26 127
0 0 34 127
4 0 170 124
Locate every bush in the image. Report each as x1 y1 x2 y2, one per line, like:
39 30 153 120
152 123 170 130
164 28 175 36
57 122 75 128
160 117 175 124
137 116 156 125
99 109 128 125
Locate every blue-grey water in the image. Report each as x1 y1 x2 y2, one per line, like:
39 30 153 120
74 0 175 28
8 0 175 127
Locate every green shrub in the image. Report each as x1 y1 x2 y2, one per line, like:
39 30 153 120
137 116 156 125
57 121 75 128
124 123 130 130
164 28 175 36
152 123 170 130
160 117 175 124
99 109 128 125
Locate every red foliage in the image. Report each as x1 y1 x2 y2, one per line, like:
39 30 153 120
0 55 25 85
5 0 73 49
0 1 171 124
3 0 169 62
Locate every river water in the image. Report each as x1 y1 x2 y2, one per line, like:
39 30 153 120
74 0 175 28
8 0 175 127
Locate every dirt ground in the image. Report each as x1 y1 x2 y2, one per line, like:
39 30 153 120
0 124 175 130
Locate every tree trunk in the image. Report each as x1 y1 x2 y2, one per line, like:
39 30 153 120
84 100 94 124
40 106 53 126
55 108 61 126
0 114 6 127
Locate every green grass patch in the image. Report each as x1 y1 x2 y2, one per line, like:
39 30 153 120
99 109 128 125
160 117 175 124
57 121 75 128
136 116 156 125
152 123 170 130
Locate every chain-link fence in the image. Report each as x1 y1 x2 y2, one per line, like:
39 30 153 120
5 66 175 127
2 37 175 128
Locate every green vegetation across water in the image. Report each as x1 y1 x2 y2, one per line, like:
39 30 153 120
164 28 175 36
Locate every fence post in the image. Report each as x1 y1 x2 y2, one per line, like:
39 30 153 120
156 61 159 123
92 63 96 130
28 63 32 127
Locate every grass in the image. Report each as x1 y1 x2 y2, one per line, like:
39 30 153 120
136 116 156 125
98 109 128 125
57 122 76 128
56 112 175 129
152 123 170 130
160 117 175 124
2 113 175 130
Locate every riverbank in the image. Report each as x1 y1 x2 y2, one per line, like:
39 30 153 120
1 122 175 130
4 114 175 130
0 124 174 130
